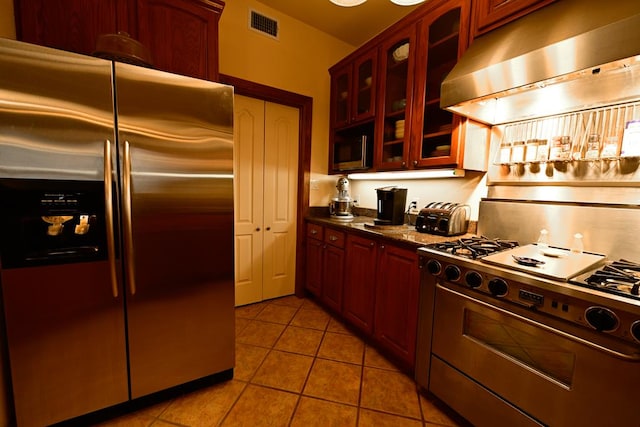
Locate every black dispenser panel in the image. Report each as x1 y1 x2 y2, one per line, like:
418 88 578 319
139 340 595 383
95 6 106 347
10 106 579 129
0 179 108 268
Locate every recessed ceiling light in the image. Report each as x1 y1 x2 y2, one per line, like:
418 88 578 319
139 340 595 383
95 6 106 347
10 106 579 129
330 0 425 6
329 0 367 6
390 0 426 4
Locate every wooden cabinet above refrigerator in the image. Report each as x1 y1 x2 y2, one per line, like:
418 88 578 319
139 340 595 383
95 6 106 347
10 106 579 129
14 0 224 81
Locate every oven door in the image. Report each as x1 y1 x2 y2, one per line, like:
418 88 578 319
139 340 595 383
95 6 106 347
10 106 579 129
431 284 640 427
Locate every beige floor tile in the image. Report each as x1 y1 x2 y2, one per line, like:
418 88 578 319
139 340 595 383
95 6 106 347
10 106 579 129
235 302 268 319
236 319 286 348
235 316 251 336
234 342 270 381
358 408 423 427
303 359 361 405
420 392 468 426
274 325 324 356
327 317 352 334
255 303 298 324
302 298 324 310
364 345 399 371
221 384 298 427
360 367 421 419
317 332 365 364
158 379 245 426
93 413 156 427
251 350 314 393
291 396 357 427
270 295 305 308
291 307 330 330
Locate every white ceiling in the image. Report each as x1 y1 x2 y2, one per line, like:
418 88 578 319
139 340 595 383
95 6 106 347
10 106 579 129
253 0 421 46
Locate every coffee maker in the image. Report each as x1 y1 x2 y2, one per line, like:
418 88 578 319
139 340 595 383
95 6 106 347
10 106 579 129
329 176 354 221
374 186 407 226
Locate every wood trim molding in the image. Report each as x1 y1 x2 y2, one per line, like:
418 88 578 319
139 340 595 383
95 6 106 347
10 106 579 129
219 74 313 298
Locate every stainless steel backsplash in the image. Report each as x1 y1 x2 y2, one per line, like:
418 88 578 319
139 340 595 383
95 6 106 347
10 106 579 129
478 198 640 261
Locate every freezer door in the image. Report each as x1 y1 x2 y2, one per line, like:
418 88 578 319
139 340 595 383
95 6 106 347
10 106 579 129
0 39 128 426
114 62 235 398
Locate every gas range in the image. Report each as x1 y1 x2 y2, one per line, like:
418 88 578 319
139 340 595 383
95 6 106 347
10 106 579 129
416 236 640 427
418 237 640 345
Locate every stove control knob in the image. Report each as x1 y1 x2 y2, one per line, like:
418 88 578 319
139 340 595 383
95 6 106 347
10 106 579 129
631 321 640 343
585 307 619 332
488 278 508 297
444 265 461 282
426 259 442 276
465 271 483 289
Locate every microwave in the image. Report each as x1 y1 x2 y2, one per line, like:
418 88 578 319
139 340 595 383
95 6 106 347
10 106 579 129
332 135 372 171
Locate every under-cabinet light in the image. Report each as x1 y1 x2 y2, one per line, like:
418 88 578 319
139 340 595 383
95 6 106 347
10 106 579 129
347 169 465 180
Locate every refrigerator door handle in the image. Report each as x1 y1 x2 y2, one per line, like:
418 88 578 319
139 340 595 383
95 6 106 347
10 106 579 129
123 140 136 295
104 140 119 298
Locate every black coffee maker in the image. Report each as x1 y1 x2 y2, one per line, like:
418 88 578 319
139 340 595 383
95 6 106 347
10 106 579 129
374 186 407 226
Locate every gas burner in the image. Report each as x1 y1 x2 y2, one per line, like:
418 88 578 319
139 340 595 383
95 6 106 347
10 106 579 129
427 236 519 259
572 259 640 300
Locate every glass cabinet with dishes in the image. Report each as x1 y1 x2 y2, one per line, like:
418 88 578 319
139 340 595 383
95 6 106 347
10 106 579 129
411 2 470 168
329 48 378 173
375 28 417 170
330 49 377 128
327 0 479 174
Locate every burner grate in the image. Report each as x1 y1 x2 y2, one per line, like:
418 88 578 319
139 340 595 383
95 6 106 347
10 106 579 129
576 259 640 300
427 236 519 259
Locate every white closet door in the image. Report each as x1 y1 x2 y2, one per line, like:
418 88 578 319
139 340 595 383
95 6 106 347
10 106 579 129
262 102 299 300
233 95 299 306
234 95 265 306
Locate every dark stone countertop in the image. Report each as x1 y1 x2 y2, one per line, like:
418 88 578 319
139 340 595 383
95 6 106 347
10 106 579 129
306 212 476 250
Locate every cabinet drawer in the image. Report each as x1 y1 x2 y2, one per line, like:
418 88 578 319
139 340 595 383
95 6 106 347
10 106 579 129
307 223 323 240
324 228 345 248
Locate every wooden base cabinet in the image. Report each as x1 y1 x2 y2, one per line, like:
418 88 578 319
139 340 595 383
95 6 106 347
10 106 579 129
305 223 345 313
343 234 378 335
374 243 419 368
343 232 419 369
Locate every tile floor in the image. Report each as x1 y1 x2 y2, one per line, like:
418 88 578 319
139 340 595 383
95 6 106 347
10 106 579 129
96 295 470 427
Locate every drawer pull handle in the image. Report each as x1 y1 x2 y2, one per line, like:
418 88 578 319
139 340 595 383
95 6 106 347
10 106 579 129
329 235 338 241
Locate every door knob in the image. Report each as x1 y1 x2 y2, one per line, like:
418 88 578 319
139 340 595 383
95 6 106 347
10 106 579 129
266 227 271 231
256 227 261 231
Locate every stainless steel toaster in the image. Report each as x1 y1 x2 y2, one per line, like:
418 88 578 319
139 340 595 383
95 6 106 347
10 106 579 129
415 202 470 236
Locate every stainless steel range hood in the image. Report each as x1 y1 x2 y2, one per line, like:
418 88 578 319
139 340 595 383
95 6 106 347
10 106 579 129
442 0 640 125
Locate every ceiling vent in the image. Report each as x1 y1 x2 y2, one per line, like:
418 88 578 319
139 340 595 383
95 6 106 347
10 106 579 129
249 10 279 40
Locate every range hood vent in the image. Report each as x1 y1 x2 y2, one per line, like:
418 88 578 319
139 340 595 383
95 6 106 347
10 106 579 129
441 0 640 125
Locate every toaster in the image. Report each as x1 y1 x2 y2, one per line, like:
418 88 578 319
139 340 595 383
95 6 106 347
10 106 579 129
415 202 470 236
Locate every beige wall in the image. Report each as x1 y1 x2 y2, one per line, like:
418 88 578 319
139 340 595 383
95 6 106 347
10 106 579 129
218 0 355 206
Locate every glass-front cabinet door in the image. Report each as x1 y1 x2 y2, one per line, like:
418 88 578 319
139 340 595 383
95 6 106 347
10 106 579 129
411 1 470 168
352 51 377 123
375 28 416 170
331 64 352 128
330 48 377 129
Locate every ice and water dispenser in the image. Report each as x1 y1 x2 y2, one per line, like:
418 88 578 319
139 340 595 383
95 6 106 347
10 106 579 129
0 179 107 268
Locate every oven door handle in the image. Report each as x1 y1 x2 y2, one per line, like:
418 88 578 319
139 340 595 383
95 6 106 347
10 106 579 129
438 284 640 362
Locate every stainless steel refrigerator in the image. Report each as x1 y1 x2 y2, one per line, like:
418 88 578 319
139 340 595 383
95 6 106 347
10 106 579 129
0 38 235 427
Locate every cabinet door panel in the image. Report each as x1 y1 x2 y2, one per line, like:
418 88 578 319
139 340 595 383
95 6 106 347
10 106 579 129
343 234 377 334
375 27 417 170
473 0 555 37
411 1 470 168
322 245 345 313
15 0 124 55
374 244 419 368
135 0 223 80
305 238 323 298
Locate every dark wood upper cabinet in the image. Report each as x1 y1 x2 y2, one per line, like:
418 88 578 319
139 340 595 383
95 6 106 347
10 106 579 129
135 0 223 81
14 0 129 56
13 0 224 81
471 0 556 38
